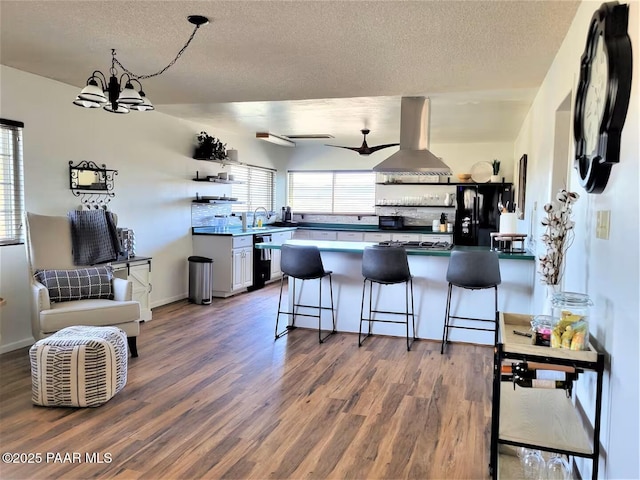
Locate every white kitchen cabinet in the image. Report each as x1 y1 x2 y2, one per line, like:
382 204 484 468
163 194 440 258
391 233 421 242
112 257 152 321
363 232 392 242
232 247 253 291
336 231 364 242
309 230 337 241
192 235 253 297
292 229 310 239
270 230 294 279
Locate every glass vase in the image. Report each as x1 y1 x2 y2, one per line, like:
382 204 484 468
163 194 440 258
546 453 572 480
522 449 546 480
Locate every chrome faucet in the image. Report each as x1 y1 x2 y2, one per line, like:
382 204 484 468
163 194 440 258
252 207 269 227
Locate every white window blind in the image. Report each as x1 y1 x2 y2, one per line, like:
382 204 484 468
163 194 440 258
288 171 375 214
230 164 275 212
0 119 25 246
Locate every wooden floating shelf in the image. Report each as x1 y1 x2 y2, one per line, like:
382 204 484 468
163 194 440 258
192 200 244 204
376 182 512 186
192 178 244 184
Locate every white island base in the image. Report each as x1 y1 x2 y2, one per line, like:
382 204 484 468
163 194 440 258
261 240 535 346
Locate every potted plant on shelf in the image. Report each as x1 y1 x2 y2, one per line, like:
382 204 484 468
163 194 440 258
491 159 501 182
194 131 227 161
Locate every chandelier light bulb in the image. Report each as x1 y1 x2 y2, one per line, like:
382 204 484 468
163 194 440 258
129 91 154 111
73 97 101 108
118 81 143 105
103 103 130 114
77 79 107 104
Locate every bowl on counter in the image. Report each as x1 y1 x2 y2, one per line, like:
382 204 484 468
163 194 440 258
457 173 472 182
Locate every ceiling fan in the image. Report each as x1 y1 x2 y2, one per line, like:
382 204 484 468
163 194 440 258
326 129 399 156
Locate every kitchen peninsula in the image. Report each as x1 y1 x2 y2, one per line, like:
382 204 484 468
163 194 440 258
257 239 535 345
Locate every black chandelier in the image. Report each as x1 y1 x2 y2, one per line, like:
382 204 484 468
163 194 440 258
73 15 209 114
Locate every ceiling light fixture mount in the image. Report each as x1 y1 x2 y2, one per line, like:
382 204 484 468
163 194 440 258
73 15 209 114
256 132 296 147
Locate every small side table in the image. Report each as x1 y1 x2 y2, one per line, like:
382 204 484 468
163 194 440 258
490 233 527 253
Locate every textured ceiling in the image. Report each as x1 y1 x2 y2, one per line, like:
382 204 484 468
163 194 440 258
0 0 580 145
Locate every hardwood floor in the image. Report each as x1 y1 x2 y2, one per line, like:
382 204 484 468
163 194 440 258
0 283 493 479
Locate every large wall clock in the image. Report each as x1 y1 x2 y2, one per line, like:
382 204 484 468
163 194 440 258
573 1 633 194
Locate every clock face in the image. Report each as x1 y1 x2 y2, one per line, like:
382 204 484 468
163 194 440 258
582 34 608 155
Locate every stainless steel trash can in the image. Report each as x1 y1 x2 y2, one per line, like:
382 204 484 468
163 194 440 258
188 256 213 305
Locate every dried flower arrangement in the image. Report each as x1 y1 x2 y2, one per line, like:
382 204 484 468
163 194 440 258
538 188 580 285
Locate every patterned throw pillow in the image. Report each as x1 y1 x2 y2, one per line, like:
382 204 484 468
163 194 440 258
35 266 114 302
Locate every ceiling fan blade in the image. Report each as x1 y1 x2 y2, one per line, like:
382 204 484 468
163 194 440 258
325 130 396 155
367 143 400 153
325 144 362 152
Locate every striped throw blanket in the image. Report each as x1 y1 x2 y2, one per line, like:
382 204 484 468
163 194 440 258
68 210 121 265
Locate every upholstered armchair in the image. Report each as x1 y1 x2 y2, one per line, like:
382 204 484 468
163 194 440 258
25 212 141 356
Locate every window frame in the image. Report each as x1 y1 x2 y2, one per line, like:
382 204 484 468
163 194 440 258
0 118 25 246
287 170 376 215
230 163 276 213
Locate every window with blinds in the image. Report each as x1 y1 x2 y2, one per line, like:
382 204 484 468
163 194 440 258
287 171 376 214
0 119 25 246
230 164 275 212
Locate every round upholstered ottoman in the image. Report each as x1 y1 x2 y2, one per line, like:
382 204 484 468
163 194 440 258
29 326 128 407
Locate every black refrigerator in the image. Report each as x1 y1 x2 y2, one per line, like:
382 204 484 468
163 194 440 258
454 183 513 246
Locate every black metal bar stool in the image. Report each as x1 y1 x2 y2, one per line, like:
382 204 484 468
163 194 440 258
359 246 416 351
275 244 336 343
441 250 501 354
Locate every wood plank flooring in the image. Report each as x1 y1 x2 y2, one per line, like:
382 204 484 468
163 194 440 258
0 283 493 479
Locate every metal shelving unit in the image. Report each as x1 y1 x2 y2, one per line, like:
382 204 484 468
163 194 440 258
490 312 604 480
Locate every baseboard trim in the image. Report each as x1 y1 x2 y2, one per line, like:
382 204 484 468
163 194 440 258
0 337 35 354
151 294 187 309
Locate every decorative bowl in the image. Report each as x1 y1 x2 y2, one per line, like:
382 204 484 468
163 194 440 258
457 173 472 182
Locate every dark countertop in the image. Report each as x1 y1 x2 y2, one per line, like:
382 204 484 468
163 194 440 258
255 239 535 261
192 226 298 236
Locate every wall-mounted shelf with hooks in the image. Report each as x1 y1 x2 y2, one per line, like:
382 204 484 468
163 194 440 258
69 160 117 205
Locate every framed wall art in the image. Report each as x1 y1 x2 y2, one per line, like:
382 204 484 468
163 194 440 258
516 154 527 219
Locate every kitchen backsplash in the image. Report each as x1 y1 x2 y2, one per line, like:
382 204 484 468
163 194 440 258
191 204 275 228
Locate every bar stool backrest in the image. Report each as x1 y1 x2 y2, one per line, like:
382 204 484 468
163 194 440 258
362 246 411 284
281 244 326 279
446 250 501 288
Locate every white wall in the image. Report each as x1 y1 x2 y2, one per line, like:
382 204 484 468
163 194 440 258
514 2 639 478
286 141 516 181
0 66 287 352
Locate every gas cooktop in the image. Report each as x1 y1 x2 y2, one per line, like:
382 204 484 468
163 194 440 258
377 240 454 250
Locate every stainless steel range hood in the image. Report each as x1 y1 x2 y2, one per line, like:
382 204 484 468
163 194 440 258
373 97 451 176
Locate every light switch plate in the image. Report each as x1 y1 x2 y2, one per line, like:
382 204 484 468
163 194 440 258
596 210 610 239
